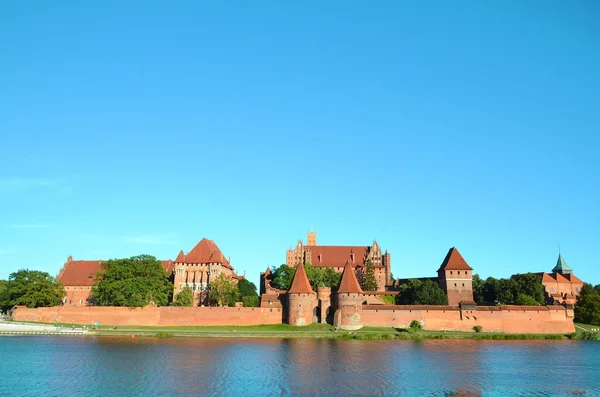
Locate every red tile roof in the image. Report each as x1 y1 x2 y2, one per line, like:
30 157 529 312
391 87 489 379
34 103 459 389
554 272 570 283
175 251 185 262
563 273 584 284
305 245 382 267
437 247 473 271
288 263 314 294
58 260 102 286
540 273 557 283
337 261 363 294
58 257 175 287
176 238 233 270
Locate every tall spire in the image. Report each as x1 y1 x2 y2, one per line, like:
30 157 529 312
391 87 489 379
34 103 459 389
338 260 363 294
288 263 314 294
552 253 573 275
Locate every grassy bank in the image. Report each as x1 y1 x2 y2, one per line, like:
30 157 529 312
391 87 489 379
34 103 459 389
7 320 595 340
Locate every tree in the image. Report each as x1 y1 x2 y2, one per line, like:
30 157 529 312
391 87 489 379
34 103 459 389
270 264 296 290
174 286 194 307
242 295 260 307
305 262 341 290
209 273 239 307
475 274 544 305
237 278 259 307
360 260 378 292
1 270 65 309
472 274 485 304
510 273 545 305
396 279 448 305
575 283 600 326
515 293 540 306
0 279 9 313
90 255 173 307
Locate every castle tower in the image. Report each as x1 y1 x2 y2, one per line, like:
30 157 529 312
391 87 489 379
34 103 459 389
335 260 364 330
316 286 331 324
307 231 317 246
287 263 316 326
552 253 573 275
437 247 474 306
383 249 392 285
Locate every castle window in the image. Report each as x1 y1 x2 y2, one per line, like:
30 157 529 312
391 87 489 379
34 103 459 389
576 287 580 293
454 283 457 287
462 283 465 287
450 271 453 275
458 271 461 275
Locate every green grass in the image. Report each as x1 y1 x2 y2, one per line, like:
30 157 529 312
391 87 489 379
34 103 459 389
8 320 590 341
570 331 600 341
575 323 600 330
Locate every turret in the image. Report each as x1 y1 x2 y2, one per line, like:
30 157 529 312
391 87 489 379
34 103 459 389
334 260 364 330
437 247 474 306
316 286 331 324
287 263 316 326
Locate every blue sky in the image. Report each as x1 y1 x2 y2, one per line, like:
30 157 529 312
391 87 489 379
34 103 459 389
1 1 598 287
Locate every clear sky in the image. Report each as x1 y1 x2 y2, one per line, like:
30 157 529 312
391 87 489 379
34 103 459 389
1 1 598 288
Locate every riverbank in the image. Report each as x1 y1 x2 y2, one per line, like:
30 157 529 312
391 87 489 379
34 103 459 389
6 321 597 340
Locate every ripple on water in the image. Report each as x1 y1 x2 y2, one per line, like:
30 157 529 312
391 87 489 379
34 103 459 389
0 337 598 396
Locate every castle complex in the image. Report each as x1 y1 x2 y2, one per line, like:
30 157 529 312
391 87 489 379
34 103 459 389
26 231 582 334
57 238 242 307
285 232 392 291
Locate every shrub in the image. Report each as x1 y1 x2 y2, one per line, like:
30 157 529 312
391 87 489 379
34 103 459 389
473 325 483 333
379 295 396 304
156 332 174 338
410 320 423 331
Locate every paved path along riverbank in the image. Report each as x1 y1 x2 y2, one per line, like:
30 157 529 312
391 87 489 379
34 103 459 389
0 318 87 335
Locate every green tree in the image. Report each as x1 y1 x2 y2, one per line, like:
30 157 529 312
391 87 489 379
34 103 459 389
242 295 260 307
510 273 545 305
396 279 448 305
305 262 342 290
209 273 239 307
91 255 173 307
270 264 296 290
360 260 378 291
575 283 600 326
174 286 194 307
515 293 541 306
237 278 259 307
0 279 9 313
472 274 485 304
1 270 65 309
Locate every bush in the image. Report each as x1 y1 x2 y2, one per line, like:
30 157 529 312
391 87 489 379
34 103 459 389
410 320 423 331
473 325 483 333
379 295 396 304
242 295 260 307
156 332 174 338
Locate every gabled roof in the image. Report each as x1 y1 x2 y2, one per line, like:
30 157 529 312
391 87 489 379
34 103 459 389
288 263 314 294
437 247 473 272
305 245 371 267
563 273 584 284
176 238 233 270
175 251 185 262
552 253 573 274
540 272 557 283
337 261 363 294
58 260 102 286
58 258 174 286
554 272 570 283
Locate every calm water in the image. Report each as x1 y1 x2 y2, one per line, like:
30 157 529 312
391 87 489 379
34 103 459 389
0 337 598 396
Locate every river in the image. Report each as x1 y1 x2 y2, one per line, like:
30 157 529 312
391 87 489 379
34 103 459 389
0 337 598 396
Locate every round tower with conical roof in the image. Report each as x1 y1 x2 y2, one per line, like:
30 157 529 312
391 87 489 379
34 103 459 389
334 260 364 330
287 263 316 326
